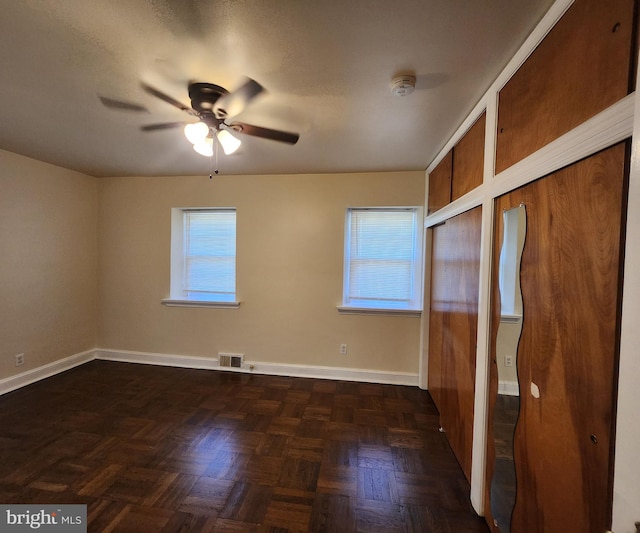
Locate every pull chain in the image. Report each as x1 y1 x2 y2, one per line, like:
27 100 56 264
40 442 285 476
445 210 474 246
209 131 219 179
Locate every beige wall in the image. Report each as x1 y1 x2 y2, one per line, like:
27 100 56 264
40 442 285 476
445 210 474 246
98 171 424 374
0 150 98 378
495 319 521 390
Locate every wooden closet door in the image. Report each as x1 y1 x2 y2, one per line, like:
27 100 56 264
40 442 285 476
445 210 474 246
428 206 482 481
496 142 627 533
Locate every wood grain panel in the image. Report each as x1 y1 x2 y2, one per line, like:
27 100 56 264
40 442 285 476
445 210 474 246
452 112 486 202
428 229 446 411
496 0 635 173
428 206 482 482
428 150 452 214
486 142 627 532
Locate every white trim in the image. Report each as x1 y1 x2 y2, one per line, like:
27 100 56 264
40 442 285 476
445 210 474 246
498 381 520 397
500 314 522 324
470 96 500 509
425 188 485 228
611 48 640 533
229 361 418 386
336 305 421 317
95 348 418 386
0 350 95 396
418 227 433 390
469 197 495 512
95 349 220 370
161 299 241 309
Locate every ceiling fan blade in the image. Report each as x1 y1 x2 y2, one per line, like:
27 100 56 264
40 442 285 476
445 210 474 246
141 122 186 131
141 83 197 116
99 96 148 112
214 78 264 119
229 122 299 144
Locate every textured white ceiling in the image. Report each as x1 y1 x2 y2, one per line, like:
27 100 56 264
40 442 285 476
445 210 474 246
0 0 554 177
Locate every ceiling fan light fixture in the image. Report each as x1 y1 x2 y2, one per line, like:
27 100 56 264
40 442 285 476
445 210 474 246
137 79 299 156
184 121 209 144
217 129 241 155
193 137 214 157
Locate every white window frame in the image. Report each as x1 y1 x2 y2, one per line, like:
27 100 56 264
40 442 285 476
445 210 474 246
338 206 423 316
162 208 240 308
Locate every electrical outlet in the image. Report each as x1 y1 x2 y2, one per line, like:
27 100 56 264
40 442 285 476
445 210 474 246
15 353 24 367
504 355 513 367
340 344 348 355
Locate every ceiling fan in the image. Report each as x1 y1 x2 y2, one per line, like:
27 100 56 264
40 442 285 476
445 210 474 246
102 78 300 157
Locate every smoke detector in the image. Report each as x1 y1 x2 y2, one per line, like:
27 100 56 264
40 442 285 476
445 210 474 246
390 75 416 97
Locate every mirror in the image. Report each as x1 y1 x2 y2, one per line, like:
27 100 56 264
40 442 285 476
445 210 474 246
490 204 526 532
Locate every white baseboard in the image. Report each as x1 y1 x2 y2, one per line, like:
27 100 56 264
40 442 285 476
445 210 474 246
0 348 419 395
0 349 95 395
237 360 418 386
95 348 220 370
95 348 419 386
498 380 520 396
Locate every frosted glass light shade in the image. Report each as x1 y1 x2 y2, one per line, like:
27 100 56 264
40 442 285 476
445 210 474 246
217 129 241 155
184 122 209 144
193 137 213 156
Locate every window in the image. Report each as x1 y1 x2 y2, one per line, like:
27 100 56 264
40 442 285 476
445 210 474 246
340 207 423 314
164 208 238 308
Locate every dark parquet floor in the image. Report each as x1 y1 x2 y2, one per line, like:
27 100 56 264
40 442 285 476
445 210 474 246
0 361 488 532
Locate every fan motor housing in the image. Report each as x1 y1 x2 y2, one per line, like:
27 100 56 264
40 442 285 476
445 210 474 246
188 82 228 113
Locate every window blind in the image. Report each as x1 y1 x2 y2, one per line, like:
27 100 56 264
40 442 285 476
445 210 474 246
183 210 236 301
346 208 417 308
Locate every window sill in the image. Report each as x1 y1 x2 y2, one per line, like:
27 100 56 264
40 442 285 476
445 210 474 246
336 305 422 317
161 299 241 309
